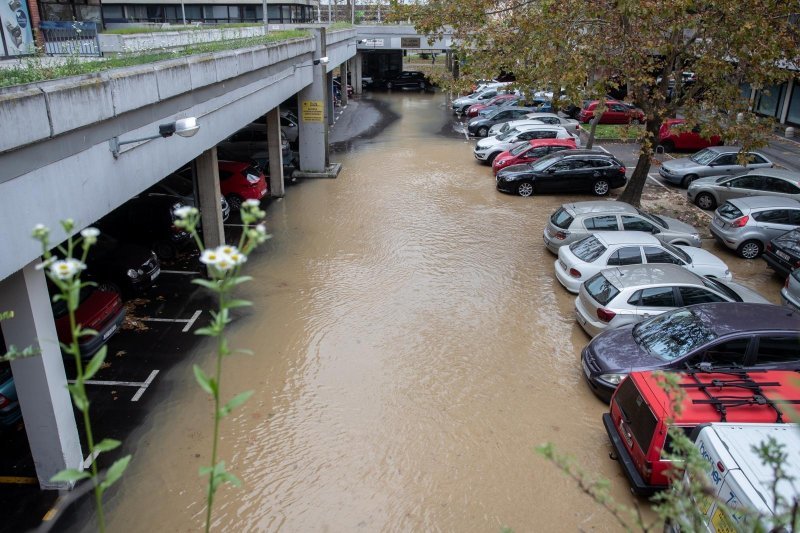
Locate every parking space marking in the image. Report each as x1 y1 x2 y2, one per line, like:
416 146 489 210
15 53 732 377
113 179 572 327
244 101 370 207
83 450 100 469
597 145 611 154
182 309 202 332
647 173 712 219
160 270 200 275
0 476 37 485
70 370 160 402
138 309 202 332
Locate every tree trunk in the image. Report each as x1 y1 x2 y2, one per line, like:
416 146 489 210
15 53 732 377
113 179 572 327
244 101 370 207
618 118 661 207
585 113 602 149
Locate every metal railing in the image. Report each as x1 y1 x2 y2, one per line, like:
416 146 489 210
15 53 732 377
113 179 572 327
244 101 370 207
40 21 101 56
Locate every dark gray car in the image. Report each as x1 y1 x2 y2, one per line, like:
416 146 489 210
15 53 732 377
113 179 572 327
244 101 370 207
688 168 800 210
580 302 800 401
658 146 773 188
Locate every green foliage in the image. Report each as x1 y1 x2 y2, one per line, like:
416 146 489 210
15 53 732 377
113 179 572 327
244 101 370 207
102 23 262 35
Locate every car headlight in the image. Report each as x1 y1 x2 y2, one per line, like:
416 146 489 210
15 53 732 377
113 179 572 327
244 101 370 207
127 268 140 279
496 159 507 165
691 233 700 240
598 373 627 385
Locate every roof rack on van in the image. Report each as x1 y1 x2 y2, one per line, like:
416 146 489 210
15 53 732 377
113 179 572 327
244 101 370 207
680 369 800 423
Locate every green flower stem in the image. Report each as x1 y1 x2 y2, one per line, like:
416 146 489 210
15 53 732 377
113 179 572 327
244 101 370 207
204 288 226 533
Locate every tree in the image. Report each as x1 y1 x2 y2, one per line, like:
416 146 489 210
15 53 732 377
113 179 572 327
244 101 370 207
392 0 800 206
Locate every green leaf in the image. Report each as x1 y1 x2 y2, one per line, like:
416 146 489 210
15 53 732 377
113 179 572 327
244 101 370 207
50 469 90 483
234 348 254 356
94 438 121 454
230 275 253 286
193 365 215 395
219 470 242 488
83 346 107 381
67 383 89 412
194 326 219 337
191 278 222 291
77 327 99 338
99 454 131 492
225 299 252 309
199 465 213 477
219 390 254 418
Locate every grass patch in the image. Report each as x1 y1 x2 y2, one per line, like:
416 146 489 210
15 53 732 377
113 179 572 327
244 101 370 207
103 23 262 34
328 22 355 30
0 30 309 89
585 124 644 140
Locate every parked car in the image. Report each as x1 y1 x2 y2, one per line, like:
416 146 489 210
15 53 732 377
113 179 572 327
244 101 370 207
51 285 126 359
543 201 702 252
489 119 582 145
574 264 769 337
452 88 506 114
522 113 581 135
577 100 645 124
603 368 800 495
780 267 800 310
154 170 231 222
467 107 535 137
492 138 576 174
476 95 528 117
659 146 773 188
496 149 627 197
683 423 800 533
555 232 731 293
74 234 160 293
474 125 576 163
687 168 800 210
218 160 268 210
218 123 292 163
0 362 21 426
763 228 800 277
657 118 722 152
382 71 431 90
710 196 800 259
466 94 518 117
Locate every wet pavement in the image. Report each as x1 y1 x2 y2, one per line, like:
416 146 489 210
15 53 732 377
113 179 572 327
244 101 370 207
7 91 787 532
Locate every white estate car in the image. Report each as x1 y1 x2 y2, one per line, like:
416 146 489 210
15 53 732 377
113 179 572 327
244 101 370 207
554 232 732 293
473 125 575 163
489 113 581 136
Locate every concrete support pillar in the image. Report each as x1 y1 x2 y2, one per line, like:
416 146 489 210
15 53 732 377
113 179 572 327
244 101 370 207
353 52 363 94
0 261 82 490
195 148 225 250
327 71 335 126
298 28 329 173
340 60 349 106
265 107 285 197
780 78 794 124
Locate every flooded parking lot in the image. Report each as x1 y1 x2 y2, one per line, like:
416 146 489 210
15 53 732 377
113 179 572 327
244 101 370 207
102 91 783 532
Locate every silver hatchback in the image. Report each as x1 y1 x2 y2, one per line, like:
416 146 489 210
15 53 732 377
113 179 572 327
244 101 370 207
781 268 800 310
574 264 769 337
710 196 800 258
543 201 701 253
658 146 773 188
687 168 800 210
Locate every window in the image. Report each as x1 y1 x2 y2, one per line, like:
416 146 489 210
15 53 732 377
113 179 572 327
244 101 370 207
764 177 800 194
621 215 658 233
529 131 557 139
644 246 682 265
569 236 607 262
718 202 744 220
789 210 800 225
590 159 613 168
753 210 791 224
607 247 643 266
702 338 751 367
747 153 769 165
539 117 558 124
584 273 620 305
727 175 764 190
662 427 696 458
638 287 676 307
678 286 725 306
528 147 549 158
713 154 737 166
550 208 573 229
102 5 123 19
584 216 618 230
613 379 658 451
549 146 571 154
755 336 800 364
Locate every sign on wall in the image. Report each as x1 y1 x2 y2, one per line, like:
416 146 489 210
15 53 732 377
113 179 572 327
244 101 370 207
0 0 34 56
302 101 324 122
361 38 384 47
400 37 421 48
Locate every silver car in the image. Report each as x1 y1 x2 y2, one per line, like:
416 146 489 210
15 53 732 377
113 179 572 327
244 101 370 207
687 168 800 210
710 196 800 259
473 125 573 163
658 146 773 188
452 87 506 114
574 264 769 337
781 268 800 310
543 201 702 253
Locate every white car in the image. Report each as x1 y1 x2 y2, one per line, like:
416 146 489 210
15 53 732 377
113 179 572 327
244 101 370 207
554 231 732 293
522 113 580 135
473 125 576 163
489 119 582 147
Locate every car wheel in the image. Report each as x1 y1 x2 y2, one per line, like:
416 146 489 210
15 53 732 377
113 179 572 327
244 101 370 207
630 118 641 125
153 241 176 260
418 82 425 90
681 173 699 188
694 192 716 210
486 152 500 164
738 240 763 259
517 182 534 197
477 126 489 137
97 281 120 294
461 105 471 115
658 140 675 153
227 195 243 211
592 179 610 196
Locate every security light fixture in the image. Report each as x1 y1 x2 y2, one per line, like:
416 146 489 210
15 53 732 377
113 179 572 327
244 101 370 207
109 117 199 158
315 56 329 65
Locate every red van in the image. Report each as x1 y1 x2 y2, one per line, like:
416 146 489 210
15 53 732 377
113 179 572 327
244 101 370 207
603 369 800 495
657 119 722 152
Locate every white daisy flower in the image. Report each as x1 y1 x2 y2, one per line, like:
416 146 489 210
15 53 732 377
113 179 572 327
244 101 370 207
80 227 100 238
215 256 234 272
199 249 223 266
243 199 260 208
50 258 86 280
254 224 267 236
174 206 198 219
228 251 247 265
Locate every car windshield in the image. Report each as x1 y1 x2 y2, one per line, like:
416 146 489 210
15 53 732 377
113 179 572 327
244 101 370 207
715 176 729 183
689 148 717 165
662 242 691 263
584 272 620 305
569 236 607 262
773 230 800 254
510 143 531 156
701 277 740 302
497 129 518 141
550 207 574 229
632 309 718 361
636 209 666 228
718 202 744 220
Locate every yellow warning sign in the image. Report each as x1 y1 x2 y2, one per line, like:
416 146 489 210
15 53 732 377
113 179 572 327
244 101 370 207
302 101 324 122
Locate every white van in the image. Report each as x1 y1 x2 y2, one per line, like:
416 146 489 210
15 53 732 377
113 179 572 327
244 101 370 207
685 423 800 532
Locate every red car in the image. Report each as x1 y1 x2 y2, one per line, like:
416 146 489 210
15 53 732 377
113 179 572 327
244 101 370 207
52 286 125 359
491 138 577 175
657 118 722 152
466 94 516 118
218 160 268 210
577 100 645 124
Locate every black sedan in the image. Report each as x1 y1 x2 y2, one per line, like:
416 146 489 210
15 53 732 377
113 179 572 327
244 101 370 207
495 150 627 197
763 228 800 277
381 71 431 90
467 107 533 137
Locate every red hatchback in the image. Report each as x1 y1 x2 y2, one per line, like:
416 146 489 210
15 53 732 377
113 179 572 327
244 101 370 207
491 138 577 175
657 118 722 152
52 286 125 359
578 100 645 124
466 94 516 118
218 160 268 210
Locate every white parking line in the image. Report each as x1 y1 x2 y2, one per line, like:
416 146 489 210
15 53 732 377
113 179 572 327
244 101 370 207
647 173 671 191
182 309 202 333
83 450 100 469
71 370 160 402
138 310 202 333
597 145 611 154
131 370 160 402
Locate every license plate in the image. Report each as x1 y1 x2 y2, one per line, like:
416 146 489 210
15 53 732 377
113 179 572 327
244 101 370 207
710 507 737 533
151 268 160 281
714 216 725 227
102 324 117 340
559 260 566 271
546 226 555 238
576 310 587 326
776 250 791 261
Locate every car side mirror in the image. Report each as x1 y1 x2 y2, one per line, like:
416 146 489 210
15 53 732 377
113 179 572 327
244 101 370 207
651 227 660 234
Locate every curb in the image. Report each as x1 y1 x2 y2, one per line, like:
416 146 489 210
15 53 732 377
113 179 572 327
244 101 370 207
772 132 800 148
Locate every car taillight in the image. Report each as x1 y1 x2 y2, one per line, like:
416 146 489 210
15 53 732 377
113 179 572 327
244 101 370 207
766 243 773 251
795 259 800 268
642 460 653 482
0 395 9 409
731 215 749 228
619 166 626 174
596 308 616 322
555 231 568 240
246 173 261 184
569 268 582 278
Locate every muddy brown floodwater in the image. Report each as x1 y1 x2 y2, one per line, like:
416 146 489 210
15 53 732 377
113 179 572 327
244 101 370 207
103 92 782 533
